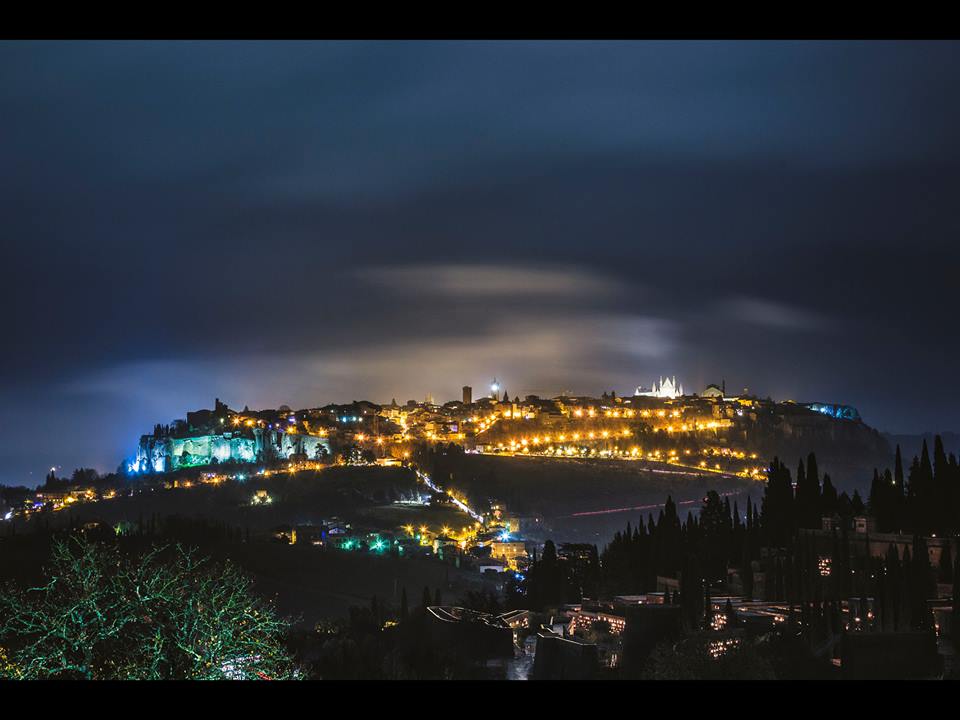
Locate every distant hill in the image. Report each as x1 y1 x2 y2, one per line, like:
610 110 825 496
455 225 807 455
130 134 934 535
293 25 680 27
882 431 960 464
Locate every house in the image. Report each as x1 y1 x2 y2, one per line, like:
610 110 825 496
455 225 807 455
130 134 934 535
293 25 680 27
478 558 509 575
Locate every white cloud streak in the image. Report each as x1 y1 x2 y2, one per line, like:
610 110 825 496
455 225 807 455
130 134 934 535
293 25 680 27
357 263 631 299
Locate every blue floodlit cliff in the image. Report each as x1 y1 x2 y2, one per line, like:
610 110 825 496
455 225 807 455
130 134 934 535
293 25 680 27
132 428 329 473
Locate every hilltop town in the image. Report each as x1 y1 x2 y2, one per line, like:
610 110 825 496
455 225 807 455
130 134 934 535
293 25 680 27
129 378 890 484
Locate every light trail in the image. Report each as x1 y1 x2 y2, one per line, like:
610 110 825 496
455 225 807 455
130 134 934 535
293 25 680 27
414 469 485 524
564 490 744 518
472 450 756 481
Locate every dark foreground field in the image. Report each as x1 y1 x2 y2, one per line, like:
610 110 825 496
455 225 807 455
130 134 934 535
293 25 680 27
432 454 763 544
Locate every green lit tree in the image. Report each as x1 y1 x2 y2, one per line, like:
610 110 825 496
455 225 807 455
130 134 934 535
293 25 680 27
0 536 299 680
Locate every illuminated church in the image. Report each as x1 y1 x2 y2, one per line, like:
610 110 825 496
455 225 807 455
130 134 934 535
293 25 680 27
634 376 684 399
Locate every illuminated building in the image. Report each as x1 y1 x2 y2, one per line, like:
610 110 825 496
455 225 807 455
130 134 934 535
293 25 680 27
432 535 459 556
568 607 627 635
131 399 330 473
380 399 408 425
251 489 272 505
501 516 521 534
478 558 510 574
803 402 861 421
489 540 528 569
634 376 684 399
818 556 832 577
702 383 724 398
498 609 530 631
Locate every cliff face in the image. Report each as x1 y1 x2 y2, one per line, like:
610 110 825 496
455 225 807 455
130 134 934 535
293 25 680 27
133 428 329 473
726 408 892 489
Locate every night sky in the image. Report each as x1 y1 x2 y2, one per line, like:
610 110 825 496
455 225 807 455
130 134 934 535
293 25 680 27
2 40 959 485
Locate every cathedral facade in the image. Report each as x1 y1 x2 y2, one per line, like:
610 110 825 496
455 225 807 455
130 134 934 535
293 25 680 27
634 376 684 399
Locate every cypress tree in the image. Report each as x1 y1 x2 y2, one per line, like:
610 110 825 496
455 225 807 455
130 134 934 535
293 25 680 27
900 545 913 629
868 468 884 528
890 446 905 532
821 474 838 519
704 581 712 629
876 554 888 631
953 552 960 650
882 469 895 531
885 545 901 630
796 454 822 530
851 490 865 517
937 543 953 584
909 536 934 630
761 458 794 549
910 441 935 534
724 597 737 627
951 454 960 536
741 543 754 600
796 458 807 514
933 435 951 533
894 445 905 495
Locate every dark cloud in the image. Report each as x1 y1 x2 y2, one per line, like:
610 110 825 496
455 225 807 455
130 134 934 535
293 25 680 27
721 297 831 332
1 40 959 484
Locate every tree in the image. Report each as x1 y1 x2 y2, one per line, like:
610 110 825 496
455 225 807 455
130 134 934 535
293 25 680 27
678 553 705 629
761 458 794 548
954 552 960 650
850 490 865 517
795 455 822 530
0 536 298 680
933 435 951 533
641 635 775 680
821 474 838 519
908 536 936 630
937 543 953 584
893 445 905 525
882 545 901 630
724 598 738 628
525 539 566 609
908 441 935 534
699 491 729 582
70 468 100 486
876 469 897 532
